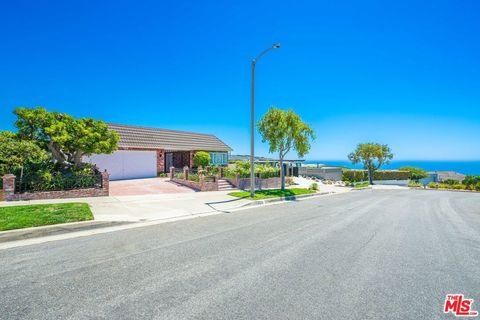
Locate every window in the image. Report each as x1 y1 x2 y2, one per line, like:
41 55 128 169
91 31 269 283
209 152 228 165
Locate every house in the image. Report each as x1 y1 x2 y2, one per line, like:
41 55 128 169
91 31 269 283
420 171 466 185
229 155 305 176
85 123 231 180
229 155 305 168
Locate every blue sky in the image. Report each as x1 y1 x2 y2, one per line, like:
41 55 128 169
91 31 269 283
1 0 479 160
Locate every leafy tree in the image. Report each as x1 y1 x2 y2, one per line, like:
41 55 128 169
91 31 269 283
193 151 211 168
348 143 393 185
399 166 428 181
14 107 119 168
257 107 315 190
0 131 50 178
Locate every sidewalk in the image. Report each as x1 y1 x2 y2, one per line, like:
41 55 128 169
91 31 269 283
0 191 252 222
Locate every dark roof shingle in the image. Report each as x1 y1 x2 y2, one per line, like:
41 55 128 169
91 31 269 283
108 123 232 152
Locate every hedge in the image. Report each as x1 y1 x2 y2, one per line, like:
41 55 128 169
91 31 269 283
342 169 411 182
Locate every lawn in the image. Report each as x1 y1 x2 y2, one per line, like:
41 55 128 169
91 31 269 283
0 203 93 231
353 182 370 188
228 188 316 200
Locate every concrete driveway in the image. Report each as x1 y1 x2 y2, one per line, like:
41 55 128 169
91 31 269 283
89 191 250 221
109 177 195 196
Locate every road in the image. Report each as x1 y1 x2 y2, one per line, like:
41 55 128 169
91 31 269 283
1 189 479 319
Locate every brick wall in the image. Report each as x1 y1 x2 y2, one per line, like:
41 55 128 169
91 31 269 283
157 150 165 173
171 177 218 192
2 171 110 202
169 167 218 191
189 151 194 168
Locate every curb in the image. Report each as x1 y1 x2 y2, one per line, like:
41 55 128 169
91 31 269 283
350 186 372 191
0 220 132 244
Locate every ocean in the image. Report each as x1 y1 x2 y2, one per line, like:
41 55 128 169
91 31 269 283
304 160 480 176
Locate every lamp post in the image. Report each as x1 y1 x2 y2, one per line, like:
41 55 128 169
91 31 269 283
250 43 281 198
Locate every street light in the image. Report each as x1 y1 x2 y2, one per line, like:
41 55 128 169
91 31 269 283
250 43 281 198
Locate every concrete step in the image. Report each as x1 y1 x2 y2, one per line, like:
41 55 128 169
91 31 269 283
218 179 236 191
218 185 236 189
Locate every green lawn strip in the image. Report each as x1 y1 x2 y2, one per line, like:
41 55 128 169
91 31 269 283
353 182 370 188
0 202 93 232
228 188 316 200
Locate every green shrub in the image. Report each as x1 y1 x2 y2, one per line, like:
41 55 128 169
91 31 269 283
427 182 467 190
342 169 410 182
309 183 319 191
442 179 460 185
222 167 236 178
16 164 100 192
231 161 280 179
256 164 280 179
193 151 211 168
233 161 250 178
400 166 428 181
175 172 185 180
463 176 480 189
428 182 439 189
342 170 367 182
0 131 52 189
188 173 199 182
205 165 219 176
408 181 422 188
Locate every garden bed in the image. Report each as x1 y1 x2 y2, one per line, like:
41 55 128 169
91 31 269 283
228 188 315 200
0 203 94 231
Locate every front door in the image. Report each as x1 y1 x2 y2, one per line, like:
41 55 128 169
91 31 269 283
165 152 173 172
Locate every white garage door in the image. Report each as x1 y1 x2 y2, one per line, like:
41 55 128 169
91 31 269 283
86 150 157 180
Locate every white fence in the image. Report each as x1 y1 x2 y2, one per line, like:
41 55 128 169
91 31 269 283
299 167 343 181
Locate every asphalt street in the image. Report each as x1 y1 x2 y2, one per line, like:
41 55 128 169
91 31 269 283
1 189 479 319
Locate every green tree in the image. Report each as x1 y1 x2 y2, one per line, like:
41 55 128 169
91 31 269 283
0 131 50 178
193 151 211 168
400 166 428 182
257 107 315 190
348 143 393 185
14 107 119 168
